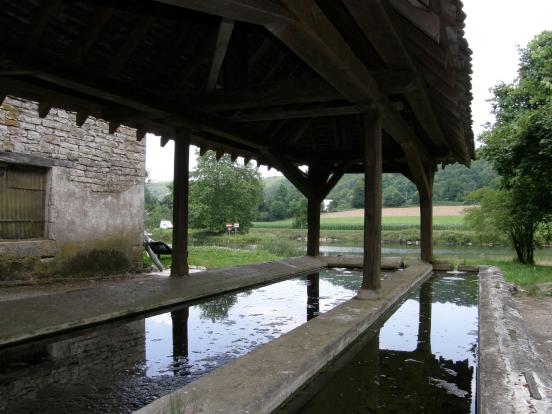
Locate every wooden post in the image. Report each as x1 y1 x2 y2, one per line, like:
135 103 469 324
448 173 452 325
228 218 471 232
307 166 322 257
358 112 382 299
171 129 190 277
307 195 321 256
420 192 433 263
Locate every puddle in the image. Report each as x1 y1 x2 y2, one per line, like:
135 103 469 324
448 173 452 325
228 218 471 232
0 269 389 413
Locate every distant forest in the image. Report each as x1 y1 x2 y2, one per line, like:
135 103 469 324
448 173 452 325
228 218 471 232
145 158 498 225
257 159 498 221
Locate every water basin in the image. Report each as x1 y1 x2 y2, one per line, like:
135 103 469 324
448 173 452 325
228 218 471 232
0 268 387 413
278 272 479 413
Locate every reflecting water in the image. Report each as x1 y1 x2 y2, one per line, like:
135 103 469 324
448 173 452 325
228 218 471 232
279 272 478 414
0 269 387 413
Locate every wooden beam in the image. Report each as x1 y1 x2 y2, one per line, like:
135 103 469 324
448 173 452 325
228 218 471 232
37 100 52 118
108 122 120 134
268 1 381 108
196 78 343 111
320 160 354 199
70 6 114 63
192 131 260 160
342 0 449 150
136 128 147 141
230 105 359 122
153 0 294 26
171 128 191 277
223 23 249 91
174 31 218 90
277 119 312 146
401 141 431 198
108 16 155 76
3 63 267 152
388 0 441 42
268 0 432 172
199 146 208 156
75 111 88 127
161 135 171 147
261 153 313 199
215 149 225 160
195 71 413 111
27 0 63 49
207 18 235 90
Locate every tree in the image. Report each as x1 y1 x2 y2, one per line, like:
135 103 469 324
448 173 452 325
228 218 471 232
291 198 308 229
350 181 364 208
189 151 263 232
382 186 404 207
478 31 552 263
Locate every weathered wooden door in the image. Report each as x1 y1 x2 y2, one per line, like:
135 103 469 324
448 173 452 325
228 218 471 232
0 163 47 239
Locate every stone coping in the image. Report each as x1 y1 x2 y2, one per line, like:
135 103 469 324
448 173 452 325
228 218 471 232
0 255 402 348
136 262 432 414
479 267 552 413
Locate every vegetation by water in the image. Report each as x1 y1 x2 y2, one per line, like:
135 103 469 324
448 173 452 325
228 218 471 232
143 245 282 270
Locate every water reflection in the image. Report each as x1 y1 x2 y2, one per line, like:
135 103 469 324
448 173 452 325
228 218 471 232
0 269 374 413
282 273 478 414
307 273 320 321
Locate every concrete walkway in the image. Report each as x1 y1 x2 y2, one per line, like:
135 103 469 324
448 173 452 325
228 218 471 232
0 255 401 348
136 262 432 414
479 267 552 413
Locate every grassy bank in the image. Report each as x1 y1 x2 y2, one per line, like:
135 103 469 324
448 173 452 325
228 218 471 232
144 245 282 270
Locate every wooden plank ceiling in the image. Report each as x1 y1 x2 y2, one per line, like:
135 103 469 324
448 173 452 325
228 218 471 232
0 0 474 189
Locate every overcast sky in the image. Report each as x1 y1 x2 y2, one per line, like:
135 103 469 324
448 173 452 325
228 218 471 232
145 0 552 182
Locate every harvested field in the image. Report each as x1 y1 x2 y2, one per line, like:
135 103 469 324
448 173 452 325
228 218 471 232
323 205 472 218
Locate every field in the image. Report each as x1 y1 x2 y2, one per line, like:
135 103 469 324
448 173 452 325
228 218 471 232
253 206 467 231
325 205 472 218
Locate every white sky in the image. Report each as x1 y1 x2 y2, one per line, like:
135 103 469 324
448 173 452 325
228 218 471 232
145 1 552 182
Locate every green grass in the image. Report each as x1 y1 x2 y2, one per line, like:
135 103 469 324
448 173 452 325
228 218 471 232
144 245 280 270
253 216 466 231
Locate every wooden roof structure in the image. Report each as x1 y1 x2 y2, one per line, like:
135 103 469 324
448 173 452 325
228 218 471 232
0 0 473 191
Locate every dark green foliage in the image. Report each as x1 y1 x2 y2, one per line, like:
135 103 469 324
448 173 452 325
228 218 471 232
257 159 497 221
189 151 263 233
475 31 552 264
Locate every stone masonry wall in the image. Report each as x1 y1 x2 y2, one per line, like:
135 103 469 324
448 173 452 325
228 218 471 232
0 96 146 281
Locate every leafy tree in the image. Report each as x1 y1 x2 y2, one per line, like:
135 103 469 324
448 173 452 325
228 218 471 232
477 31 552 264
189 151 263 232
382 186 404 207
350 180 365 208
292 198 308 229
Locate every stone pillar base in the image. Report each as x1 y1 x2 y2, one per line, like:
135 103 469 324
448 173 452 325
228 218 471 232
356 288 381 300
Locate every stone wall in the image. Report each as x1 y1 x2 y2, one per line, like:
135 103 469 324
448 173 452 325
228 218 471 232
0 96 145 281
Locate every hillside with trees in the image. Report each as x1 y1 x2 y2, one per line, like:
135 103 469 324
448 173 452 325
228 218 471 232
256 158 498 222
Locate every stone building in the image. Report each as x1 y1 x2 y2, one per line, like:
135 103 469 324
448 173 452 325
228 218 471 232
0 96 145 281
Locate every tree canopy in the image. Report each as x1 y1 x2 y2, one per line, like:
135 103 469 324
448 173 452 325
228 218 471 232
189 151 263 233
475 31 552 263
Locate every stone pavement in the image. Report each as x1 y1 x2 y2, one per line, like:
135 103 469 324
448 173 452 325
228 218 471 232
479 267 552 413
